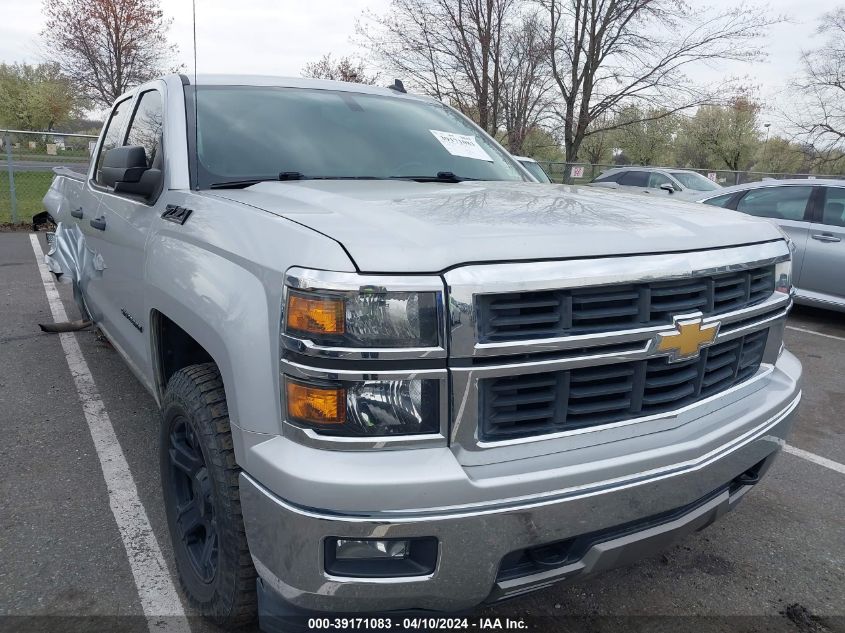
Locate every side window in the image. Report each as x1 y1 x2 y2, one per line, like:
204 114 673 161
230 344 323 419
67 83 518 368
592 170 620 183
619 171 649 187
124 90 164 168
94 99 132 185
702 193 735 208
647 172 673 188
820 187 845 228
735 186 813 221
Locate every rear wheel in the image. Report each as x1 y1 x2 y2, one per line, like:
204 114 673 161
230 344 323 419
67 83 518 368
160 362 257 627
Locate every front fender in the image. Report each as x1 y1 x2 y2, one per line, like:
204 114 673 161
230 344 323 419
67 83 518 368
143 194 356 441
146 235 275 435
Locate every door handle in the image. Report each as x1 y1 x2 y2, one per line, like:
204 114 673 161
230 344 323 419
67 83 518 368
70 207 83 219
89 216 106 231
811 233 841 243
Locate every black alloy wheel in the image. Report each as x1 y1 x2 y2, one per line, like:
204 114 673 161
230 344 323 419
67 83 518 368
160 363 257 627
168 415 219 583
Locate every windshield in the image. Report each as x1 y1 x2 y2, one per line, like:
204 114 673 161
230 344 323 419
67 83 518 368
190 86 525 187
519 160 552 183
670 171 721 191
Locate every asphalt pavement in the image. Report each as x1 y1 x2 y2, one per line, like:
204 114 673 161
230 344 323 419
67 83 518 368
0 230 843 633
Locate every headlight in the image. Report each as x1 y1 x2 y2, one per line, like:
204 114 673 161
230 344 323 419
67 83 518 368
285 288 439 347
283 270 444 349
774 258 792 295
284 376 440 436
281 269 445 441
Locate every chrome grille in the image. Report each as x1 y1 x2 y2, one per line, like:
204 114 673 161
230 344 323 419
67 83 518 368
477 266 775 342
480 329 768 441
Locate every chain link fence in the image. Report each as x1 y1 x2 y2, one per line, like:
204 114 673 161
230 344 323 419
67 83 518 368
537 161 845 186
1 129 97 226
4 129 845 226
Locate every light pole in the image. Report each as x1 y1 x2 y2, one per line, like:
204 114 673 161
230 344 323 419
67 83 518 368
763 123 771 173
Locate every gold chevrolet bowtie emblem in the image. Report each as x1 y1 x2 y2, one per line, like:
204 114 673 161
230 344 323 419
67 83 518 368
655 314 720 362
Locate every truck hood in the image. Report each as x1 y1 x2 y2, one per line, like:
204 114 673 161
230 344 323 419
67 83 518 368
211 180 782 273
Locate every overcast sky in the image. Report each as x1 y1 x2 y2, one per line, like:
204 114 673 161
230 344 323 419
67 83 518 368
0 0 834 129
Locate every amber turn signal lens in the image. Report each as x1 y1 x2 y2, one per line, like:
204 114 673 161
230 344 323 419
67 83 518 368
286 380 346 426
286 291 345 336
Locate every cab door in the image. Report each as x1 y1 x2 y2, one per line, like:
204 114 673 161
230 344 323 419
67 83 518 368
799 186 845 306
78 96 134 327
644 171 677 196
89 87 166 375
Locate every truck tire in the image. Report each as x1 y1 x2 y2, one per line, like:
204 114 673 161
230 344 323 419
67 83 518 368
160 362 257 627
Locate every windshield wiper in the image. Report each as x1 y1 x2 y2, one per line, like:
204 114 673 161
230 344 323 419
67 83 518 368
389 171 485 183
209 178 276 189
209 173 387 188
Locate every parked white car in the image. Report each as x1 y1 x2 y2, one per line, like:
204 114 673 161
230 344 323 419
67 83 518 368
590 167 722 200
512 155 552 183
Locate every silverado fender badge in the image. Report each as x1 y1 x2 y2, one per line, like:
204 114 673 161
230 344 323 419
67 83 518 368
161 204 192 225
655 313 719 362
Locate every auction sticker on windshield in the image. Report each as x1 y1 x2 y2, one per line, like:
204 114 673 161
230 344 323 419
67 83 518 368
430 130 493 161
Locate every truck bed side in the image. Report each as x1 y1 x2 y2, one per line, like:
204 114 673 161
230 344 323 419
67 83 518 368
42 168 97 319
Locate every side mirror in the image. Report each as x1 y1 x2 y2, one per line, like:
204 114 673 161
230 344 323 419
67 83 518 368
99 146 147 187
660 183 676 194
98 145 162 199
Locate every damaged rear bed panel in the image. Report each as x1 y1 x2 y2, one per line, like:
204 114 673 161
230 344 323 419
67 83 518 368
43 168 98 320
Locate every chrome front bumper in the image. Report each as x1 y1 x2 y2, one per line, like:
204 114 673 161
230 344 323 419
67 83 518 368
240 351 801 614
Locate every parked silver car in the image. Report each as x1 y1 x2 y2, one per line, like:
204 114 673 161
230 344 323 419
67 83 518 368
512 155 552 183
698 179 845 312
590 167 722 200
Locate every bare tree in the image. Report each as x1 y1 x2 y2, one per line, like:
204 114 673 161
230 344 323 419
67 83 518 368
577 118 614 164
786 7 845 159
358 0 521 136
41 0 178 108
578 135 611 164
302 54 379 84
519 125 565 160
499 11 553 153
538 0 779 162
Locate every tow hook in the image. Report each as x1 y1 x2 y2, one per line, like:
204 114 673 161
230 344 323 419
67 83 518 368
735 471 761 486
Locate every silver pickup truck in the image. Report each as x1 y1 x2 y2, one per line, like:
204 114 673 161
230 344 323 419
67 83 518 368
43 74 801 628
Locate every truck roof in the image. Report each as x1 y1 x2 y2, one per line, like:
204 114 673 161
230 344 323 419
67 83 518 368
180 73 432 101
114 73 435 107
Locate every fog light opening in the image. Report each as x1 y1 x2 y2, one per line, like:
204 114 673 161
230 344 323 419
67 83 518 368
325 537 438 578
335 538 410 561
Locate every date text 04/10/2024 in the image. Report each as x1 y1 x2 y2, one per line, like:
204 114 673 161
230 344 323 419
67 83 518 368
306 617 528 630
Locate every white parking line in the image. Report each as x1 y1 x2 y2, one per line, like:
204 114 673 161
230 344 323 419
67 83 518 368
784 444 845 475
786 325 845 342
29 235 190 633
